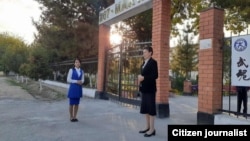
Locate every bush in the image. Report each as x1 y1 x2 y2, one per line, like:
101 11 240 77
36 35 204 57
171 75 185 92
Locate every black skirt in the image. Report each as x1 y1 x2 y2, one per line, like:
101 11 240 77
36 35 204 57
140 92 156 116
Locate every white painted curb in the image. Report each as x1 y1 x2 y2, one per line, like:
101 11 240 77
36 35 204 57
41 80 96 98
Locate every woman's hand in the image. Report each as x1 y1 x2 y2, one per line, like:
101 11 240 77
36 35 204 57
76 80 82 85
138 75 144 83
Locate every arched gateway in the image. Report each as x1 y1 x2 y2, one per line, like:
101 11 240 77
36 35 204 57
96 0 225 124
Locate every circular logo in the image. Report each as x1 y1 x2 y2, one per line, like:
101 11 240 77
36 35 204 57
234 38 247 52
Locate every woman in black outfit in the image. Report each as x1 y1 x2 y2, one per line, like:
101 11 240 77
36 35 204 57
236 86 249 115
138 46 158 137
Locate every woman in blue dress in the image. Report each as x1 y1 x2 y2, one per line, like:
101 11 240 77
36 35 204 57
66 58 84 122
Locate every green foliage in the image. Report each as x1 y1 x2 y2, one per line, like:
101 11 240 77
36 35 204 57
170 28 198 79
171 73 186 92
119 0 250 42
33 0 113 63
170 0 207 36
211 0 250 33
26 46 52 80
0 33 29 74
123 9 152 41
33 24 77 61
19 63 30 76
119 0 208 41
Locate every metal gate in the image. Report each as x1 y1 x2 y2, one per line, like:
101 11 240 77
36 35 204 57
221 33 250 118
104 42 152 107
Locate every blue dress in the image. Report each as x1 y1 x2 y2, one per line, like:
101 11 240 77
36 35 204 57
67 68 83 100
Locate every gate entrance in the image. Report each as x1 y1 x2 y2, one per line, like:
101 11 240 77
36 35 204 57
105 42 151 107
98 1 247 123
97 0 171 118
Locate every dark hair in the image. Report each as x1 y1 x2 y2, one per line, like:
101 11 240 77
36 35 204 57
143 46 153 55
74 58 81 63
72 58 81 69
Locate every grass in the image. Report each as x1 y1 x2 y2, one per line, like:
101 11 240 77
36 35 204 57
5 77 66 101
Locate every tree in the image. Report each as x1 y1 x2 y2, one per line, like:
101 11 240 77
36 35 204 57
32 23 77 62
0 33 29 74
117 0 208 42
123 9 153 42
33 0 114 62
170 25 198 80
211 0 250 33
26 45 52 80
118 0 250 42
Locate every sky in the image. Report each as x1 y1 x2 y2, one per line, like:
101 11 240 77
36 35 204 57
0 0 180 47
0 0 41 44
0 0 241 47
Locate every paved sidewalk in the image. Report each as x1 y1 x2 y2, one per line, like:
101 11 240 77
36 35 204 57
1 76 248 141
0 77 199 141
0 95 200 141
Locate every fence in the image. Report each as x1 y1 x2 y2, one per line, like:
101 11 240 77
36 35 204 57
104 41 152 107
50 58 98 89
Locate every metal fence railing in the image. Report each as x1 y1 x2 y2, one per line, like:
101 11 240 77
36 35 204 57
105 41 152 108
50 58 98 89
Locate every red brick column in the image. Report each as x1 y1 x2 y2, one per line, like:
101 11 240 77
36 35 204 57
198 7 224 124
95 24 110 99
152 0 171 118
183 80 192 95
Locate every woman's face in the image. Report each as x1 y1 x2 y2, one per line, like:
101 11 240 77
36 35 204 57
143 49 152 60
74 59 81 68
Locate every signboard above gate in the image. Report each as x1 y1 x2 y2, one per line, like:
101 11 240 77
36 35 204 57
99 0 152 25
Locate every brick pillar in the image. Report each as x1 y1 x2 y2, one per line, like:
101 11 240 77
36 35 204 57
198 7 224 124
183 80 192 95
152 0 171 118
95 24 110 99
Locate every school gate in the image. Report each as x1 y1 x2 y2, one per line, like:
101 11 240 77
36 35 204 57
104 41 152 107
95 0 240 124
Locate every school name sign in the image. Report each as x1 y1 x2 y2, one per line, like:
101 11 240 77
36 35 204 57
231 34 250 86
99 0 152 25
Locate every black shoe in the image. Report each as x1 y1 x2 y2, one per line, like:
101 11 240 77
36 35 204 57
144 130 156 137
139 128 149 133
70 118 78 122
243 113 247 117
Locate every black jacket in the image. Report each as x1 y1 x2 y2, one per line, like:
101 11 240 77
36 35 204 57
139 58 158 93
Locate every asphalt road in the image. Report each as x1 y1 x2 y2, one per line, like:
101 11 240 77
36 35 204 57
2 76 248 141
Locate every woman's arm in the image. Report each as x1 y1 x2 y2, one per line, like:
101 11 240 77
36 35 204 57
80 70 85 84
67 69 77 83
